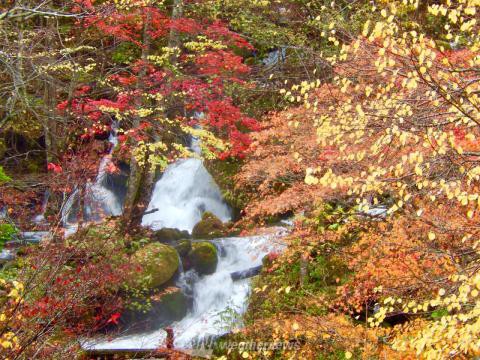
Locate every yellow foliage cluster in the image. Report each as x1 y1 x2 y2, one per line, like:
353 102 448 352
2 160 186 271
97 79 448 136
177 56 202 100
272 0 480 358
0 279 22 352
373 273 480 358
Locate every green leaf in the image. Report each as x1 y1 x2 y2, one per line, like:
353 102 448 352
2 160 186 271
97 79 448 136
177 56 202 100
431 308 449 320
327 223 340 231
0 223 17 251
0 166 11 183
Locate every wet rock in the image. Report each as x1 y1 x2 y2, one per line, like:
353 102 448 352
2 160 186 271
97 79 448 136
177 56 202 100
131 243 179 289
152 227 191 243
122 287 189 332
20 231 52 244
231 265 262 281
174 239 192 257
192 212 226 239
0 249 15 265
187 241 218 275
151 287 189 320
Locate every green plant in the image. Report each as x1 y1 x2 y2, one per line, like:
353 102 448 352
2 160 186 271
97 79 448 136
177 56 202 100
0 166 11 183
0 223 17 251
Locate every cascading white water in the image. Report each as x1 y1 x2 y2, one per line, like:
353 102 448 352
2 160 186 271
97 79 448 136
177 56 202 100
81 117 287 353
62 131 122 229
85 230 285 351
141 158 231 232
33 190 50 224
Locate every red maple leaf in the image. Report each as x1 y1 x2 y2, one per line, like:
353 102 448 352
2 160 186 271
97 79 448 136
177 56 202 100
106 312 121 325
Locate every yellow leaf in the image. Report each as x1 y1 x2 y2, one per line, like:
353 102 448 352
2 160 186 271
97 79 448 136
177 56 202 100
1 340 12 349
345 351 353 359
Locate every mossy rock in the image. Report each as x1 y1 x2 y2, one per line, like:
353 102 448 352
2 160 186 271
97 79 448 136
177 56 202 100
174 239 192 257
152 227 191 243
122 287 189 332
154 287 189 320
70 222 126 257
187 241 218 275
131 243 179 290
192 212 226 239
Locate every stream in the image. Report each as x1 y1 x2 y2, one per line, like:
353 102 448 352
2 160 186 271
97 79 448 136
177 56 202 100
85 231 285 351
58 129 287 352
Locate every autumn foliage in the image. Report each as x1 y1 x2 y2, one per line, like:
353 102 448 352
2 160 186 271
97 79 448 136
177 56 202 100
2 0 480 359
234 1 480 358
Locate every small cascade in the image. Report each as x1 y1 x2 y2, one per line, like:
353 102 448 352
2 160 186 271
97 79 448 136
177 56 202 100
141 158 231 232
141 112 226 232
33 190 50 225
189 112 204 155
62 129 123 228
82 119 287 353
85 230 285 351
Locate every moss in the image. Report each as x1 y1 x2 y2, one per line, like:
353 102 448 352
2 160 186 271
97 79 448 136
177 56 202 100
174 239 192 257
155 288 189 320
71 223 126 257
205 159 248 219
192 212 226 239
187 241 218 275
122 287 189 331
131 243 179 289
245 242 351 325
152 227 191 243
0 222 17 250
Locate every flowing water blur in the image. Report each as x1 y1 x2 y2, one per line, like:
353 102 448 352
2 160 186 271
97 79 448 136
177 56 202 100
141 158 231 232
86 230 285 350
79 124 286 351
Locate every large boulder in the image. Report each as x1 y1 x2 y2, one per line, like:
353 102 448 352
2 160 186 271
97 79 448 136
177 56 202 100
187 241 218 275
152 227 191 243
121 287 189 332
131 243 179 290
192 212 226 239
152 228 190 243
151 287 189 321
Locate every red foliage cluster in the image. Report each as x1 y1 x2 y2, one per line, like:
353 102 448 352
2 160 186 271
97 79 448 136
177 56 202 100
0 221 140 358
169 17 202 34
205 20 255 50
206 99 260 158
58 3 259 160
196 50 250 77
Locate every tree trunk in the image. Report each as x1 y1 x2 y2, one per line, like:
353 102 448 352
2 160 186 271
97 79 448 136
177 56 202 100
43 18 58 165
123 1 184 230
299 253 309 287
122 9 152 226
168 0 183 62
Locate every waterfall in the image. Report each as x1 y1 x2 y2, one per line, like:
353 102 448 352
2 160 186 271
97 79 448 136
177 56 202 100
81 118 287 353
141 112 227 233
84 230 286 351
62 130 123 228
33 190 50 224
141 158 231 232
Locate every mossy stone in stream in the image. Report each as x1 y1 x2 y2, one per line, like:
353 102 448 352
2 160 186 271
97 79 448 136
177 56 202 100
132 243 179 289
187 241 218 275
192 212 226 239
152 227 191 243
154 287 189 320
174 239 192 257
122 287 189 332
